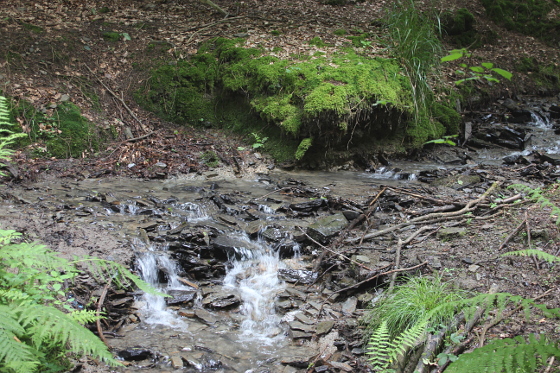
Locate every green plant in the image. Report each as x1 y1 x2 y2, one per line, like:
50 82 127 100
441 49 513 85
446 334 560 372
251 132 268 149
384 0 442 138
502 249 560 263
424 135 458 146
509 184 560 225
0 229 161 372
0 96 26 177
365 275 560 371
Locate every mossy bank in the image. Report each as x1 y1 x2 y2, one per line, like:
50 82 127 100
135 38 459 167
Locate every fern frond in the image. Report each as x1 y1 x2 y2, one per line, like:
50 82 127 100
79 257 165 296
389 318 428 362
0 306 37 370
69 309 103 325
0 288 31 303
367 321 393 369
14 303 120 366
502 249 560 264
446 334 560 373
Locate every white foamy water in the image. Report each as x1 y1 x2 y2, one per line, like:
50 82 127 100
135 242 190 330
223 232 286 344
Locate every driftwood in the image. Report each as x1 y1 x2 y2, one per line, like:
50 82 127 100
346 182 500 244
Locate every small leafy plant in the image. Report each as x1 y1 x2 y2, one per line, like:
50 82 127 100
0 96 26 176
441 49 513 85
251 132 268 149
424 134 458 146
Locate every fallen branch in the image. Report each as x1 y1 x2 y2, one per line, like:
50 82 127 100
327 261 428 298
387 239 403 293
84 64 148 133
347 182 500 244
96 284 110 347
498 217 526 251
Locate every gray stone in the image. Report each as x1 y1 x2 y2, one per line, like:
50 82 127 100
194 309 218 325
437 227 467 239
316 320 335 335
278 269 318 284
288 321 315 333
294 312 314 325
307 213 349 243
355 255 370 264
170 354 183 369
342 296 357 315
330 361 353 371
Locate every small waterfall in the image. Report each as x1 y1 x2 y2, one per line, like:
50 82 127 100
530 111 552 129
135 241 189 329
223 232 286 344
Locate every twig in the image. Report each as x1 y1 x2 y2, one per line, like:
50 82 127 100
327 261 428 298
84 64 148 133
525 210 539 270
387 239 403 293
347 182 500 244
544 356 556 373
300 227 374 272
387 186 449 206
498 218 526 251
96 284 110 346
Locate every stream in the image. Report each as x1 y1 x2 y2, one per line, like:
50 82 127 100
1 96 559 373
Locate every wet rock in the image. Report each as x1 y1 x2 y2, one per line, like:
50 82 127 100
212 234 261 260
245 220 265 237
316 320 335 336
539 153 560 165
202 288 241 309
330 361 353 371
437 227 467 238
195 309 218 325
315 365 329 372
165 289 196 305
294 312 314 325
288 321 315 333
117 347 154 361
307 213 349 244
278 269 318 284
281 355 313 368
289 198 325 212
342 210 361 221
342 296 358 315
217 213 237 226
261 227 284 242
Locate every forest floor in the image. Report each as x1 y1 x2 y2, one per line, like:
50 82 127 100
1 0 560 372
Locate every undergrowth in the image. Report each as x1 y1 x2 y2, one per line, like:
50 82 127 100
0 228 162 372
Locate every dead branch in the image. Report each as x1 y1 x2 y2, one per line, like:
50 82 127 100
347 182 500 244
96 284 110 346
84 64 148 133
326 261 428 298
387 239 403 293
498 217 526 251
199 0 229 16
387 186 450 206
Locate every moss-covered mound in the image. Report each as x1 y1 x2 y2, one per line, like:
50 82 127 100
11 100 101 158
481 0 560 45
136 37 454 163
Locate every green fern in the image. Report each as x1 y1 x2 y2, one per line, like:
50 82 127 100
509 184 560 225
502 249 560 263
0 95 26 177
367 321 393 369
0 228 161 372
446 334 560 373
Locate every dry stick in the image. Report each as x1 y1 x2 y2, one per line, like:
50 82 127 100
478 288 555 347
415 312 466 373
326 261 428 299
184 16 246 45
544 356 556 373
525 210 539 270
498 218 526 251
386 186 450 206
96 284 110 347
387 239 403 294
84 64 148 133
347 182 500 244
299 227 374 272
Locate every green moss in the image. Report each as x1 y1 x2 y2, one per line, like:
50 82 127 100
481 0 560 44
270 30 281 36
201 150 219 167
308 37 328 47
295 138 313 160
22 23 44 33
334 29 347 36
432 102 461 135
137 37 420 163
516 57 560 90
441 8 480 47
102 31 121 42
